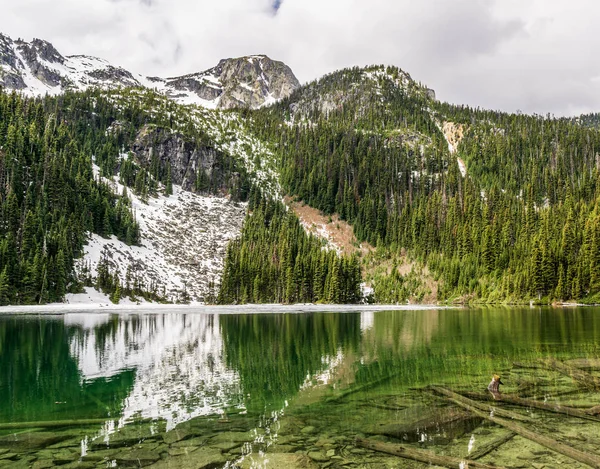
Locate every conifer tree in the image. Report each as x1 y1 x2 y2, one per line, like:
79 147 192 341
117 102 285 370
165 163 173 196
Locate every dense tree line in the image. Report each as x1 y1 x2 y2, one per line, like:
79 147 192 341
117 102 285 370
0 91 139 304
218 192 362 304
248 66 600 303
6 67 600 305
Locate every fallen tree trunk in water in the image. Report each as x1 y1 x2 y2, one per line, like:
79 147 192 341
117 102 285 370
466 431 516 460
460 391 600 423
356 437 508 469
430 387 600 469
587 405 600 416
325 372 401 403
359 402 407 412
538 358 600 390
366 407 480 443
427 387 534 423
0 418 113 430
565 358 600 370
512 361 544 370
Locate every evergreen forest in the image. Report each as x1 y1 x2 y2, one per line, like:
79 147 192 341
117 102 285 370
3 63 600 305
250 66 600 303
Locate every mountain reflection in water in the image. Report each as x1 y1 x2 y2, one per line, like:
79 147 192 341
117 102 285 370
1 307 600 431
67 313 242 430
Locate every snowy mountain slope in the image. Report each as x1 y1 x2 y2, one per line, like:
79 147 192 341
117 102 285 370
78 166 246 303
0 33 299 109
282 64 435 123
103 88 282 196
67 89 283 303
0 34 140 96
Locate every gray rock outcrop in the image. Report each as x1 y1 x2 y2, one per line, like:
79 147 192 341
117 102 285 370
163 54 300 109
131 125 241 195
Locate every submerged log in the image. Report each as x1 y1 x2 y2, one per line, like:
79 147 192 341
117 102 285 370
565 358 600 371
466 431 516 460
538 358 600 390
356 437 508 469
587 405 600 416
359 402 407 411
0 418 113 430
430 387 600 469
460 391 600 423
325 372 401 403
367 407 480 443
429 387 534 423
512 361 544 370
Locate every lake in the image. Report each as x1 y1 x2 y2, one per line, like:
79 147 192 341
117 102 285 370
1 307 600 468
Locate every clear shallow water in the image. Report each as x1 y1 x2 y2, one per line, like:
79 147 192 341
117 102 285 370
1 307 600 468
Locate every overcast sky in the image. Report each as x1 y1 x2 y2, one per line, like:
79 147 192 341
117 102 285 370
2 0 599 116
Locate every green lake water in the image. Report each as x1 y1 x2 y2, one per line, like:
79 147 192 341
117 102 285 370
1 307 600 468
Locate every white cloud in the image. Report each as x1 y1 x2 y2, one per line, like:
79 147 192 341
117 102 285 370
2 0 600 115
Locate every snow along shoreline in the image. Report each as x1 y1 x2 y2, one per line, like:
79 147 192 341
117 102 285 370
0 303 452 315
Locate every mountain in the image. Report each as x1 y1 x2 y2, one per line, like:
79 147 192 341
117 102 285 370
2 34 600 307
156 55 299 109
245 64 600 305
0 33 299 109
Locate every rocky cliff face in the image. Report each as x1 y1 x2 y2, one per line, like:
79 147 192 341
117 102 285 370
161 55 299 109
131 125 246 197
0 33 300 109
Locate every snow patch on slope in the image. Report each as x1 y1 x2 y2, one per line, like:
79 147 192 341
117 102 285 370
457 157 467 178
65 287 151 307
77 166 246 302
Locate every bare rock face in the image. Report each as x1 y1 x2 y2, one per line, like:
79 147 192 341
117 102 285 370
165 75 223 102
15 38 65 87
0 33 26 89
88 65 138 85
163 55 301 109
131 125 243 195
217 55 300 108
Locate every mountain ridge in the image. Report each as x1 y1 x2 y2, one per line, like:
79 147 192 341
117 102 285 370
0 33 300 109
2 32 600 306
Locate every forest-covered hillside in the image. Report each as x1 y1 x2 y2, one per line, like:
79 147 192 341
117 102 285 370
0 87 362 305
250 65 600 304
2 61 600 306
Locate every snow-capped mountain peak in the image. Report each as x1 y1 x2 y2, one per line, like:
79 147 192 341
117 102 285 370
0 32 300 109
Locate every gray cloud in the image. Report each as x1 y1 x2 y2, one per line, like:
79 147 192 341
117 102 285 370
271 0 282 14
1 0 599 116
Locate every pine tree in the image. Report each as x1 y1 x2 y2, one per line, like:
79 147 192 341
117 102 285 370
102 207 112 237
0 267 10 305
110 278 122 304
165 163 173 196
